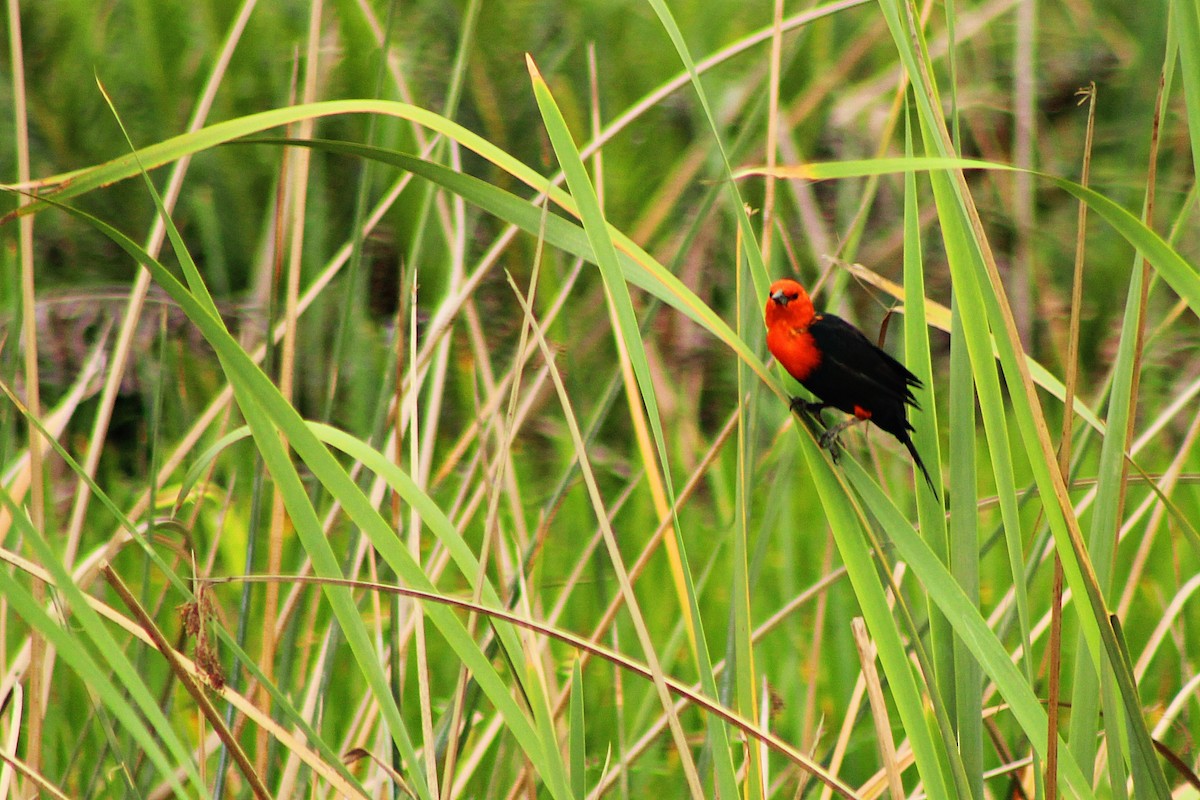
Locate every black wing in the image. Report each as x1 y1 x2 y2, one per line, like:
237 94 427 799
802 314 921 427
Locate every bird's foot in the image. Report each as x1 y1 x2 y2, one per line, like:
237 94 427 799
818 417 864 463
788 397 841 459
789 397 827 419
818 428 843 462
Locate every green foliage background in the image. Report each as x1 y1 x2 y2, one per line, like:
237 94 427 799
1 0 1199 797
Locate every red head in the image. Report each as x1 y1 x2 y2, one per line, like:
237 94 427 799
765 279 816 330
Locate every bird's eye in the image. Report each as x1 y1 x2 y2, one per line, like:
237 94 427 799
788 292 799 300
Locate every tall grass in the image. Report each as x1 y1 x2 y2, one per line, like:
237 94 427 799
2 0 1199 797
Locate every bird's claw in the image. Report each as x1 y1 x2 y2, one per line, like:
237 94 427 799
789 397 825 419
818 429 843 462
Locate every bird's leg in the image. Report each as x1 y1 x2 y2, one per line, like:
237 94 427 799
789 397 828 420
790 398 841 459
818 415 868 455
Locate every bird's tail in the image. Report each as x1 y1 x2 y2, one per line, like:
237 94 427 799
902 433 940 500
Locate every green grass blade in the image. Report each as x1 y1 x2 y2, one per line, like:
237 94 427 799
35 199 584 800
525 55 718 797
947 292 983 799
800 435 954 798
0 497 201 797
1173 0 1200 173
570 660 586 800
843 458 1096 799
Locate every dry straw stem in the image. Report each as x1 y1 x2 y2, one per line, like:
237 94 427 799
0 720 71 800
0 546 366 797
101 564 270 800
208 572 860 799
6 0 47 781
1047 80 1098 800
850 618 904 800
505 253 705 797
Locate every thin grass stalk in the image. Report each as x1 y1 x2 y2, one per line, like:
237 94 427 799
505 270 706 797
589 185 701 677
0 715 69 800
526 46 752 792
1066 58 1168 790
597 170 699 666
258 2 324 775
851 618 904 800
1011 0 1037 347
1101 66 1170 800
454 208 551 796
761 0 784 265
60 0 260 573
734 228 763 800
798 534 834 781
431 197 482 800
5 1 44 788
102 565 271 799
814 656 869 800
390 28 485 757
1048 81 1097 799
404 267 441 797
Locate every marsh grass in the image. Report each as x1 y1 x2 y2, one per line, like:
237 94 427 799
2 0 1199 797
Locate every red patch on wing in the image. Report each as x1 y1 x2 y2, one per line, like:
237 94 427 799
853 405 872 420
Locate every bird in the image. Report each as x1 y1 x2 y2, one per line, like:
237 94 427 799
764 277 937 495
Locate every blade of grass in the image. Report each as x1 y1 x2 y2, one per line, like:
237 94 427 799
503 253 706 796
0 491 202 797
843 457 1096 799
734 231 763 800
1069 47 1172 798
1173 0 1200 172
570 660 586 800
902 114 970 798
40 192 581 799
6 0 46 781
1048 80 1098 800
207 571 861 798
525 54 734 797
795 423 954 798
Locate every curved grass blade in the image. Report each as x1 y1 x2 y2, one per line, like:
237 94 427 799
843 458 1097 799
527 52 719 797
27 195 577 800
0 492 202 797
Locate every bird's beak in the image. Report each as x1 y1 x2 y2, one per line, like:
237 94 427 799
770 290 788 307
